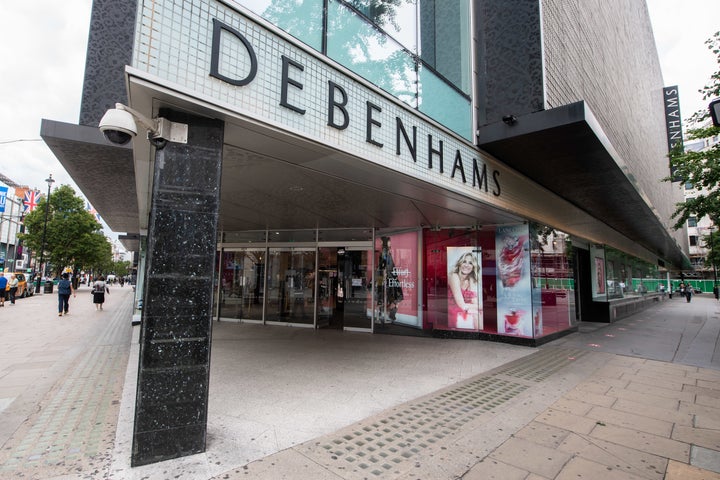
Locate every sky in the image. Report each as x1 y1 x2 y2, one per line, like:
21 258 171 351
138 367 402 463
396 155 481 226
0 0 718 224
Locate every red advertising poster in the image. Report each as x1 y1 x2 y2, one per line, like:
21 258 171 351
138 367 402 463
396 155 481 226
446 246 483 331
495 225 533 336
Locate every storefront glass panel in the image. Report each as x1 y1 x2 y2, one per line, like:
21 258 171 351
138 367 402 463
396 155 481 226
236 0 324 51
317 247 373 330
266 248 316 324
339 248 373 329
317 247 340 328
529 225 576 338
495 224 535 338
419 0 471 94
417 63 472 140
374 232 419 332
423 229 493 334
236 0 473 138
219 249 265 320
327 0 418 107
347 0 418 52
605 246 658 295
590 244 608 301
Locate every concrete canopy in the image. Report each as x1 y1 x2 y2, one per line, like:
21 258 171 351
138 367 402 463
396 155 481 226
477 101 691 270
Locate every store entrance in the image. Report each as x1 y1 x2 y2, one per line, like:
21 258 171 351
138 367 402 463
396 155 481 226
317 247 373 330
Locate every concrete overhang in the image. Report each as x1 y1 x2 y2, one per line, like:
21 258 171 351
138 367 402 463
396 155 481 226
40 119 140 252
476 101 691 270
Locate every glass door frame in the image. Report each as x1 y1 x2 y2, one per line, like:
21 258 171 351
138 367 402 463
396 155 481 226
215 246 267 324
215 236 375 330
265 243 317 328
318 241 374 332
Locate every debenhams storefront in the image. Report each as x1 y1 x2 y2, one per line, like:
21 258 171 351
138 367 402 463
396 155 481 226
41 0 688 466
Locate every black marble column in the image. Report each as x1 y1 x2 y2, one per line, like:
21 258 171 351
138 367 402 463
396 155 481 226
131 110 224 467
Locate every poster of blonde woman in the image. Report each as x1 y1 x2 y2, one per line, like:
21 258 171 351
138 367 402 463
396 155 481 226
447 247 483 331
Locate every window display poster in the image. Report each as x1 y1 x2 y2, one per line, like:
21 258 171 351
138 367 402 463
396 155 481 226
446 246 483 331
375 231 419 326
530 251 543 337
496 225 533 336
590 246 606 298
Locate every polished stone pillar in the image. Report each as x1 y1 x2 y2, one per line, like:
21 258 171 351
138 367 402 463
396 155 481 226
131 110 223 466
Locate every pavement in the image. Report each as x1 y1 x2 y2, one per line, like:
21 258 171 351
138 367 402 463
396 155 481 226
0 286 718 479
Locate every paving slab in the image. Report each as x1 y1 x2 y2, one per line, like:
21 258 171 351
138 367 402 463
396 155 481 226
691 445 720 473
666 460 720 479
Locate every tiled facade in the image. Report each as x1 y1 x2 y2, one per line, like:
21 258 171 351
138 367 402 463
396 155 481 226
543 0 686 251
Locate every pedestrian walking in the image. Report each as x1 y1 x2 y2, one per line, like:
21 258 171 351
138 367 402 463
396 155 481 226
57 273 76 316
92 276 109 310
8 274 19 304
0 273 6 306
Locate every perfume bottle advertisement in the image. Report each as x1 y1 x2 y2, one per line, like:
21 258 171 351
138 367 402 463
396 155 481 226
496 225 532 336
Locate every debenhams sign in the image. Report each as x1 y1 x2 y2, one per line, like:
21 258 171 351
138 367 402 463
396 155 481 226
204 15 500 198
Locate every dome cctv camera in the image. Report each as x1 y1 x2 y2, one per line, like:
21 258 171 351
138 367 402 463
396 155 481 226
98 103 188 148
99 107 137 145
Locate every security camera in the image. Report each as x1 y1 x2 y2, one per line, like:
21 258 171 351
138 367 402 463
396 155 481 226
99 107 137 145
98 103 188 148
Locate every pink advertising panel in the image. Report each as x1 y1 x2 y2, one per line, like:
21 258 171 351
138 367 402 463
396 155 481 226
495 224 535 337
446 246 483 331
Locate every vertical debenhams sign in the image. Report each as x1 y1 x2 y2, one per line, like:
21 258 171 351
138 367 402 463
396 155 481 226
207 17 501 197
663 86 682 181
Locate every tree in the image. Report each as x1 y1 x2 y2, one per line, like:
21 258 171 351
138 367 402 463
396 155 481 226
667 31 720 229
702 231 720 274
20 185 112 275
111 260 132 277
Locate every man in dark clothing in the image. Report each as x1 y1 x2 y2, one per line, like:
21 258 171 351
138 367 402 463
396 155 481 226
57 273 76 316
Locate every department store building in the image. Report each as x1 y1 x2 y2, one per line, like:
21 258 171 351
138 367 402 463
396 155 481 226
41 0 690 466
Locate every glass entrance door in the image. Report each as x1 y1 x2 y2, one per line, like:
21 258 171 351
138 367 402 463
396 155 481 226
317 248 340 328
317 247 373 330
266 247 315 325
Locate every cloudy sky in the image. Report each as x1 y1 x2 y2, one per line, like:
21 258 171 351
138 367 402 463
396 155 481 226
0 1 718 212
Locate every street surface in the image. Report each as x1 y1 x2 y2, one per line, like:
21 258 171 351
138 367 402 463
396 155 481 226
0 287 717 479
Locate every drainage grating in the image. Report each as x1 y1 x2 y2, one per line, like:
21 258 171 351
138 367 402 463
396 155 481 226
311 377 528 477
492 347 590 383
306 347 588 478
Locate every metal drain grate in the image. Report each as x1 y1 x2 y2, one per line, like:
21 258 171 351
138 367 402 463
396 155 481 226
306 347 587 478
493 347 589 383
313 377 528 477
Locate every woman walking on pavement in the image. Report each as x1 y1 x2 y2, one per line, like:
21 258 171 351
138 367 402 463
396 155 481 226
8 274 19 304
92 276 109 310
57 273 76 316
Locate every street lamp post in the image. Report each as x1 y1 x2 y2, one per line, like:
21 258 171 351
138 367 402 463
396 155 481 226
34 174 55 294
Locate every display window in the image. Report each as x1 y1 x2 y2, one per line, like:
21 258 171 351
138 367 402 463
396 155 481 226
423 224 576 340
218 249 265 320
374 231 419 329
423 229 497 334
529 225 576 337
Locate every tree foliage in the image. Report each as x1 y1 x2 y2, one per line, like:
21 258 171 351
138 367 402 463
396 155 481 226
110 260 132 277
20 185 112 275
667 31 720 229
702 232 720 271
